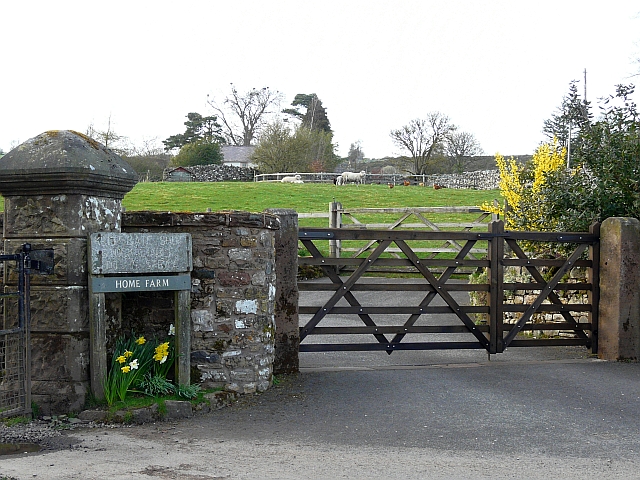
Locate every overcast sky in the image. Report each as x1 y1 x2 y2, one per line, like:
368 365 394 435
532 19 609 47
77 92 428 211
1 1 638 159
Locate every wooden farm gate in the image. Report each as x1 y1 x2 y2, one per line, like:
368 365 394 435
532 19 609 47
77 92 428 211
0 245 53 418
297 221 599 354
299 202 497 260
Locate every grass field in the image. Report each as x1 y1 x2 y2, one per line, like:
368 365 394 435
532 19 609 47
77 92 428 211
0 181 501 269
122 182 501 215
124 184 501 263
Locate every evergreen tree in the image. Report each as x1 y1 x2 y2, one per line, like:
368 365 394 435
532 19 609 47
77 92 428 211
283 94 332 133
542 81 591 152
163 113 224 151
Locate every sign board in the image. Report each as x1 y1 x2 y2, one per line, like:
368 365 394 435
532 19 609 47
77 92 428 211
89 233 192 275
91 273 191 293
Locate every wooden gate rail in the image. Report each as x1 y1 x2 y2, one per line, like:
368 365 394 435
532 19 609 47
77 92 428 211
298 221 599 354
299 203 496 261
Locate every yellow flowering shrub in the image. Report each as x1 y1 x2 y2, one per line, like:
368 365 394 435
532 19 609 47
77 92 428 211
482 140 565 231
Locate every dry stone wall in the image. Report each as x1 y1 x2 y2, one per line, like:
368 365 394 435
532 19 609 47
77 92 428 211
503 266 589 337
165 165 257 182
470 266 590 337
428 170 500 190
122 211 279 394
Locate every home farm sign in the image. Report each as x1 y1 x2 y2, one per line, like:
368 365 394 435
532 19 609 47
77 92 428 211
88 232 193 399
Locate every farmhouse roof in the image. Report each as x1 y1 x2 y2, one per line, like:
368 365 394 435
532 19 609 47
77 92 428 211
222 146 256 166
166 166 193 173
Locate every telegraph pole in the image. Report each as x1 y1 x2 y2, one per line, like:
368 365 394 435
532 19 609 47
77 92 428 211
584 68 587 102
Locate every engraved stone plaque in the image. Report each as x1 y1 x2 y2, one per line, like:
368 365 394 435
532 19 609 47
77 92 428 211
89 233 192 274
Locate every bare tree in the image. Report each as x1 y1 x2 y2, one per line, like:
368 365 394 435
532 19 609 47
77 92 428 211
207 84 283 146
87 115 126 153
390 113 456 175
445 131 483 173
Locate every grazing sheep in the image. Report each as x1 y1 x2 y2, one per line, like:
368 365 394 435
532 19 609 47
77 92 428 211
340 170 366 185
281 174 303 183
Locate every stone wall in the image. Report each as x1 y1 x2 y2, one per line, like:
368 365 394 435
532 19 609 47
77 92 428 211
502 266 589 337
121 211 280 394
165 165 257 182
428 170 500 190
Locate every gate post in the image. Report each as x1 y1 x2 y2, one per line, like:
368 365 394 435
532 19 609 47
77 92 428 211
265 209 299 374
0 131 137 414
329 201 342 258
487 220 504 353
598 217 640 361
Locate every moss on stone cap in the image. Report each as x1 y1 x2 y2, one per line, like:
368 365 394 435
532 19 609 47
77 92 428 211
0 130 138 198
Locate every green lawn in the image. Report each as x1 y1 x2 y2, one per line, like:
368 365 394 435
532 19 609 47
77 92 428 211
122 182 500 214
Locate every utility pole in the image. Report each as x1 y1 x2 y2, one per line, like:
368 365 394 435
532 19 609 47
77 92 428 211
567 123 571 169
584 68 587 102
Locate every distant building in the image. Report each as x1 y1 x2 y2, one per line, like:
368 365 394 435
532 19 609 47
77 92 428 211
222 146 256 168
163 166 194 182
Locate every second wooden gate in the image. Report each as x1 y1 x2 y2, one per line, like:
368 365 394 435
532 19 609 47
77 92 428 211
298 221 599 354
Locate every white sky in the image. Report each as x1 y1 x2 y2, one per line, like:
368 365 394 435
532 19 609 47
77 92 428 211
1 1 638 158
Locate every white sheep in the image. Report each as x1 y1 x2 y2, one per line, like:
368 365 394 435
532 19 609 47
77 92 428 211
340 170 366 185
281 174 303 183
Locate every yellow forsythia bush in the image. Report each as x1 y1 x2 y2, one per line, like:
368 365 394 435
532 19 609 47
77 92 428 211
483 140 565 231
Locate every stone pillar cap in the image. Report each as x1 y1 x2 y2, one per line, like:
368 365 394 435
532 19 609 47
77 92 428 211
0 130 138 198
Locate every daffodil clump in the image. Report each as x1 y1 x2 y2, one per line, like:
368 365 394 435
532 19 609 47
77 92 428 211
103 326 175 405
152 341 173 378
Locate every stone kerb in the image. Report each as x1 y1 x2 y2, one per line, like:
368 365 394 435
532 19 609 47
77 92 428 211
0 130 138 414
122 211 280 394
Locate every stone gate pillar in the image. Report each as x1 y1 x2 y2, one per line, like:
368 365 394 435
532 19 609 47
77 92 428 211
265 209 299 373
0 130 137 414
599 217 640 361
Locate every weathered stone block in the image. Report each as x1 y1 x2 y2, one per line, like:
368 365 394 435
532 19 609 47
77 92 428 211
28 286 89 332
229 248 252 262
31 333 90 382
217 271 251 286
163 400 193 420
4 195 123 237
31 379 88 415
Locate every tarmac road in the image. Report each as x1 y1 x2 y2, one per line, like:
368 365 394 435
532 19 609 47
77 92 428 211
1 353 639 479
1 278 639 479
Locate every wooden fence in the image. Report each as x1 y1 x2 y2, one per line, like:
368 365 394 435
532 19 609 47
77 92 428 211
254 172 494 187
